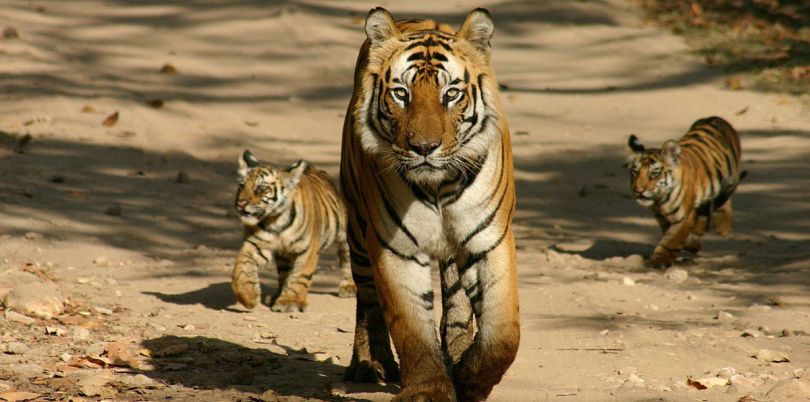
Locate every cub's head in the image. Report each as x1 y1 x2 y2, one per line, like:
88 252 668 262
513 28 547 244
235 150 307 226
358 8 502 187
626 135 681 207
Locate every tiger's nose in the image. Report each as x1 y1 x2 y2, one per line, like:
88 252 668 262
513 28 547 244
408 138 441 156
235 200 248 209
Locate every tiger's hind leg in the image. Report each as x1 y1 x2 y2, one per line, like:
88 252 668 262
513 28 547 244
271 248 318 313
439 259 474 365
232 240 270 309
336 235 356 298
712 199 733 237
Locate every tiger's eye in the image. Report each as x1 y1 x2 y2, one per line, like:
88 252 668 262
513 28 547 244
392 88 408 101
445 88 460 100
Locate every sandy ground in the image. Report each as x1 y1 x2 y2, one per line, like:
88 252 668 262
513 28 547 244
1 0 809 401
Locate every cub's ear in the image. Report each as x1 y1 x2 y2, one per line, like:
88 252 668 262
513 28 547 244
627 134 645 153
238 150 260 178
661 140 681 167
365 7 399 45
284 160 308 189
624 135 645 167
457 8 494 55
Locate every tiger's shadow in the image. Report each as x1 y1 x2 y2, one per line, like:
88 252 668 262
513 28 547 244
143 274 346 312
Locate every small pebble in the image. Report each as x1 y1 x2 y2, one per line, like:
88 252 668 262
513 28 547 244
621 277 636 286
105 205 122 216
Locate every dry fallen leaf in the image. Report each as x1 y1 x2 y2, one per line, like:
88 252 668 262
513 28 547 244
0 391 40 402
160 63 177 74
1 27 19 39
101 111 119 127
687 377 708 390
81 105 95 113
148 99 164 108
725 76 743 91
735 106 749 115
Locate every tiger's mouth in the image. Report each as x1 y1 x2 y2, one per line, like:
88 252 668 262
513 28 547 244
635 194 655 206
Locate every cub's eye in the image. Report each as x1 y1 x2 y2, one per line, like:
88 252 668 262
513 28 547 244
649 170 660 179
391 88 409 101
444 88 461 101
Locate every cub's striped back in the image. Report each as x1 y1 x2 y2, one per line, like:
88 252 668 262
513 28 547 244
627 116 744 267
231 150 355 312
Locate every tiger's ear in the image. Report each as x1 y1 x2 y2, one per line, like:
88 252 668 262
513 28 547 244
365 7 399 45
284 160 308 189
661 140 681 167
457 8 494 55
625 135 644 166
238 150 260 178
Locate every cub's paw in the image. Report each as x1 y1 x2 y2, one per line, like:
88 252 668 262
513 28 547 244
270 296 307 313
338 280 357 298
344 358 400 383
645 254 675 269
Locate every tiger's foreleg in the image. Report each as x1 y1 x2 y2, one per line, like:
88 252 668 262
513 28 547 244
232 240 270 309
439 259 475 365
649 212 696 268
336 235 357 298
344 223 399 383
271 248 318 313
453 233 520 402
368 235 455 402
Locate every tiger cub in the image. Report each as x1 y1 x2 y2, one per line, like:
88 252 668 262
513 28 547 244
626 116 744 268
231 150 355 312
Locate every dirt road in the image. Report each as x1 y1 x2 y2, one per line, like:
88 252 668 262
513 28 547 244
1 1 809 401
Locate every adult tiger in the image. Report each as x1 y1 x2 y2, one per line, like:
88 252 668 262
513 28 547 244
231 150 355 312
626 116 744 268
339 8 519 402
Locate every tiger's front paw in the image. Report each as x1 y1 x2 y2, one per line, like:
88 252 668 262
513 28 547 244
231 279 261 309
338 280 357 298
344 357 400 383
270 295 307 313
393 379 455 402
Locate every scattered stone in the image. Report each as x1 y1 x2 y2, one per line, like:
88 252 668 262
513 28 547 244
259 331 276 339
23 232 42 241
753 349 790 363
625 373 645 387
7 363 42 378
147 322 166 331
599 329 610 336
3 281 65 319
92 256 108 265
730 374 756 390
765 378 810 400
715 311 734 321
621 277 636 286
258 389 280 402
4 311 35 325
664 267 688 283
175 171 191 184
327 355 340 364
69 326 91 340
3 341 30 355
553 239 594 253
689 376 729 389
93 306 113 315
741 328 765 338
160 63 177 74
105 205 122 216
180 324 195 331
116 373 162 389
749 304 772 312
768 296 785 306
59 352 72 362
45 326 67 336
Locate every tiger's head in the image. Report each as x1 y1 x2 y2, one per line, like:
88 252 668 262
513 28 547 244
235 150 307 226
357 8 502 188
626 135 682 207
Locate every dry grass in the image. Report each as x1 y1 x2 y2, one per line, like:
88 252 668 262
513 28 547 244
637 0 810 94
